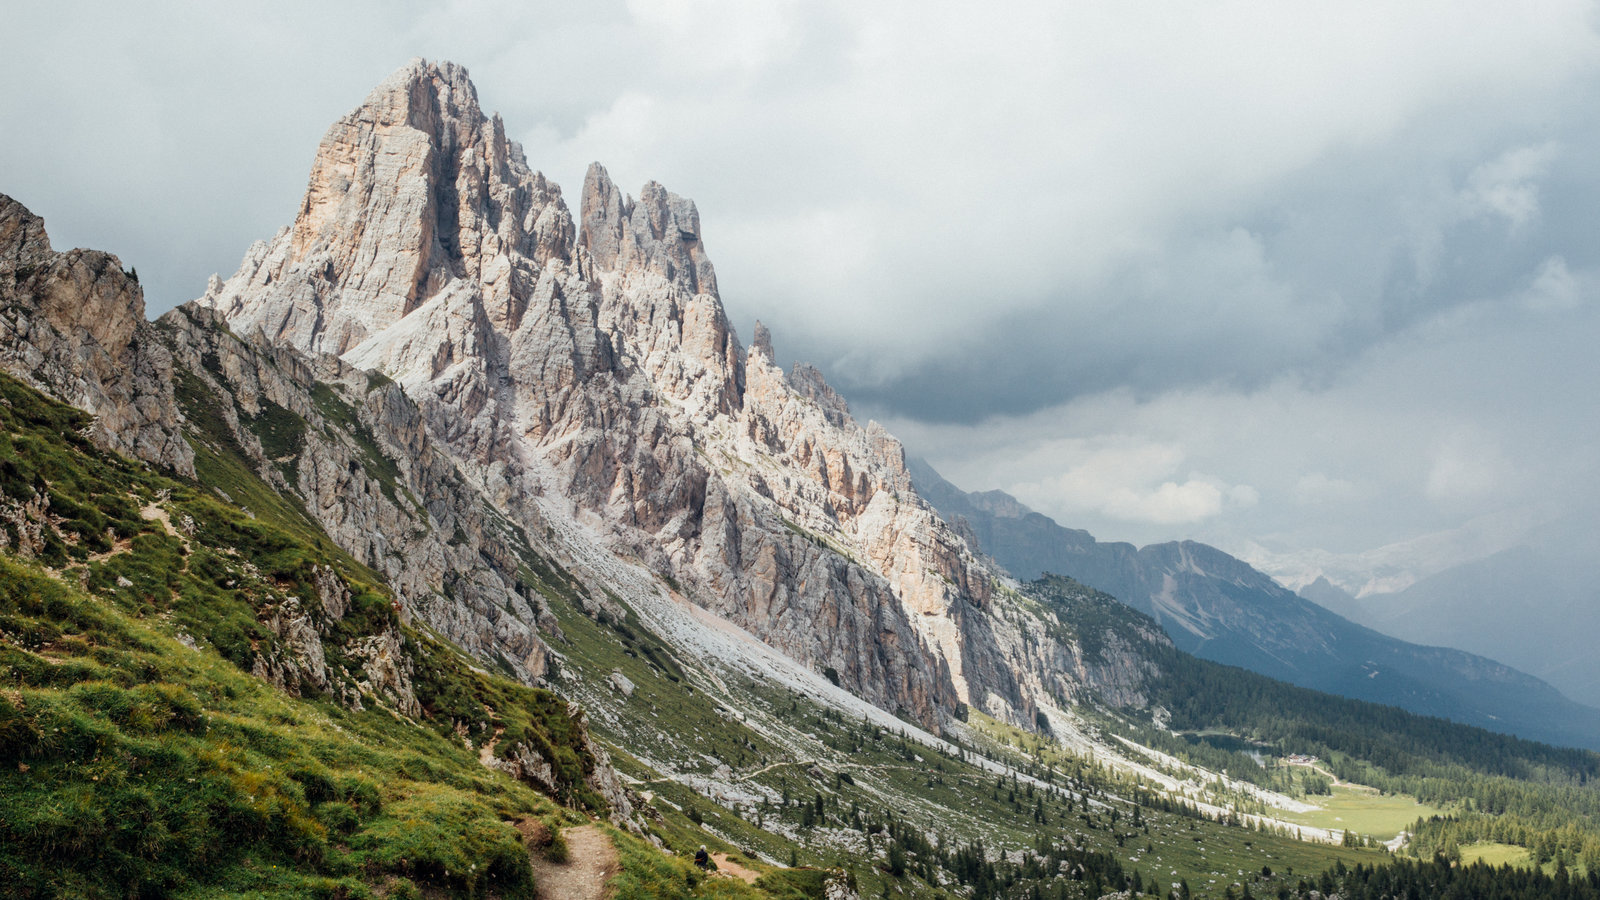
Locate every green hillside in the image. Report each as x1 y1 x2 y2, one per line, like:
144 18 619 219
0 372 634 898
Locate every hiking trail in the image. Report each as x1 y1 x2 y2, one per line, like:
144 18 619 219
532 824 618 900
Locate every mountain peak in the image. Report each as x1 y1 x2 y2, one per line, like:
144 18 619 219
199 60 1055 730
580 162 717 295
204 58 572 355
750 320 774 359
359 57 480 133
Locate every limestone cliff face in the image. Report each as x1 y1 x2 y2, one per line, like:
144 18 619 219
200 59 1159 729
0 195 194 475
0 61 1164 738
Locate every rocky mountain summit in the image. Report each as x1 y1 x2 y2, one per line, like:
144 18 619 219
10 59 1157 737
6 58 1589 754
195 59 1167 732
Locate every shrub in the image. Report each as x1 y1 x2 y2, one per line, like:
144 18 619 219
545 828 569 863
313 801 361 836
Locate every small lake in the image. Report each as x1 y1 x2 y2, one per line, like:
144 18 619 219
1180 731 1275 766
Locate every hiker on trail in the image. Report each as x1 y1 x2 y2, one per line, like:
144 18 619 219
694 845 710 869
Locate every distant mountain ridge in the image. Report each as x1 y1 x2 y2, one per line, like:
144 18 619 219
1333 546 1600 708
909 456 1600 750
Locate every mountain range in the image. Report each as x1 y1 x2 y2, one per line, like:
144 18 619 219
4 58 1600 899
908 457 1600 750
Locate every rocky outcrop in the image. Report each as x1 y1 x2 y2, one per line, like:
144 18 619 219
0 199 51 269
608 669 635 698
580 727 640 828
0 195 194 475
154 302 560 686
233 559 418 714
345 625 421 716
487 741 560 795
0 493 49 559
581 165 717 298
484 726 640 830
823 870 862 900
253 596 334 697
198 59 1164 731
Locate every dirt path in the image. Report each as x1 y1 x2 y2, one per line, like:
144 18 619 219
532 824 619 900
479 728 504 767
711 852 760 884
141 501 180 539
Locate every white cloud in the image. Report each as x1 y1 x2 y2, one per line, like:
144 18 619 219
1458 142 1562 232
1520 256 1586 312
506 0 1600 379
916 435 1252 528
1424 433 1517 506
1292 473 1360 507
890 286 1600 554
1228 484 1261 509
1107 481 1225 525
623 0 805 72
8 2 1599 365
1013 442 1182 522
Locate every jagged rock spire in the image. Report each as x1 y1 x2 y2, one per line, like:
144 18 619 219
0 195 51 268
751 320 774 359
580 162 718 296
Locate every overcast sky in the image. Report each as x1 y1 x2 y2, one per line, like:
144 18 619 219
5 1 1598 604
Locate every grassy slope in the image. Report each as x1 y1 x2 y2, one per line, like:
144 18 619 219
561 577 1600 897
0 372 633 899
0 550 562 899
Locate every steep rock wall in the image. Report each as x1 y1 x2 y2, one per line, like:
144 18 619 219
197 59 1164 730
